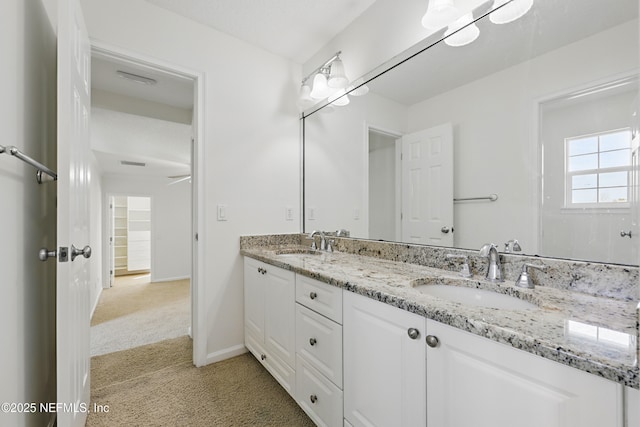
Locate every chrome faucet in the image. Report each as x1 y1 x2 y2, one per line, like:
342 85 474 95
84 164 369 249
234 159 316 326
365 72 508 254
504 239 522 253
479 243 503 282
309 230 326 251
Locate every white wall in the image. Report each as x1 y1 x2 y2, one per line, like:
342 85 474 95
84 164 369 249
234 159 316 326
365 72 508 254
102 175 191 283
407 20 638 256
305 92 407 236
80 0 301 363
0 0 57 425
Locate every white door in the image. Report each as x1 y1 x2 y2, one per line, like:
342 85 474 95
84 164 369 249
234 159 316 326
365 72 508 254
57 0 92 425
401 123 454 245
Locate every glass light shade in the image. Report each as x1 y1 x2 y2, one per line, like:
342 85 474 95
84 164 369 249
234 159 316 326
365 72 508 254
297 82 313 109
444 14 480 47
490 0 534 24
421 0 460 29
310 72 331 100
332 90 350 106
328 58 349 89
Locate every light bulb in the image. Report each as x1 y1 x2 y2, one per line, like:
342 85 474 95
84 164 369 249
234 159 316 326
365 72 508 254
421 0 460 29
297 82 313 109
444 13 480 47
490 0 534 24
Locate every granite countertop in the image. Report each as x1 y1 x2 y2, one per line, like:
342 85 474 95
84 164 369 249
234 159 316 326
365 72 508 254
241 244 639 389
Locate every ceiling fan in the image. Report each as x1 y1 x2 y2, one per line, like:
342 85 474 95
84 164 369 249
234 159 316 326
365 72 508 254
167 174 191 185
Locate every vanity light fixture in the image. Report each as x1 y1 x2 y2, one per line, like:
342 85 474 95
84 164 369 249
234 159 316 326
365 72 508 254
299 51 361 108
310 68 331 100
328 56 349 89
444 13 480 47
422 0 460 29
489 0 534 25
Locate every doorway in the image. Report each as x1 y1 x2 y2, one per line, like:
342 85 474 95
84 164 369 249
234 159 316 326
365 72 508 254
90 42 204 363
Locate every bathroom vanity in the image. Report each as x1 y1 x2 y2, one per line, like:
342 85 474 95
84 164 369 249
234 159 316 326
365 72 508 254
241 234 639 427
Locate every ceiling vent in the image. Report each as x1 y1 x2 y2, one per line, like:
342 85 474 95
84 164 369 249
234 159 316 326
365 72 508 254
120 160 146 167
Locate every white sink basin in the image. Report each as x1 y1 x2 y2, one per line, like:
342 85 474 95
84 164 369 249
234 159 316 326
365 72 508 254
414 284 537 310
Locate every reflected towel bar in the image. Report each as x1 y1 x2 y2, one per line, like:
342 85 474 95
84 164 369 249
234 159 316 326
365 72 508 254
0 145 57 183
454 194 498 202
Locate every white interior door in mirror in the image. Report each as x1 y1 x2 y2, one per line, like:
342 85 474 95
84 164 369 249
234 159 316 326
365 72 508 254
401 123 454 246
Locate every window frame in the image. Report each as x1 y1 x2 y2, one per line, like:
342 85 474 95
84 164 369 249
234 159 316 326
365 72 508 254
564 128 632 209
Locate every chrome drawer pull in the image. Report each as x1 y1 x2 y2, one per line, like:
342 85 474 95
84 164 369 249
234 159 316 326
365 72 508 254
309 338 317 346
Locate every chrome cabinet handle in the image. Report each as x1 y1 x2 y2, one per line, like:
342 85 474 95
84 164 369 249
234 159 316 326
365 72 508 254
441 226 450 234
257 267 267 274
309 338 317 346
309 292 318 300
621 230 632 238
71 244 91 261
310 395 318 404
38 248 56 262
407 328 420 340
260 354 266 361
426 335 440 348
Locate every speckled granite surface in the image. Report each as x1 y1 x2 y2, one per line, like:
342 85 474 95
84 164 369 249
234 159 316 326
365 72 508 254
240 234 640 389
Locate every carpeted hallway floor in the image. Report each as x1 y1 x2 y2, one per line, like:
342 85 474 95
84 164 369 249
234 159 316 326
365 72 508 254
90 274 191 356
87 336 315 426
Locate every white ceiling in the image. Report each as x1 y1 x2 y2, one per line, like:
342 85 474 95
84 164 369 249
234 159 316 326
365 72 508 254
144 0 377 64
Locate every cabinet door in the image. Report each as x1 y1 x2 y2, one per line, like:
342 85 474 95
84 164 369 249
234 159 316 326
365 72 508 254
264 264 296 368
426 319 623 427
244 257 265 340
344 291 426 427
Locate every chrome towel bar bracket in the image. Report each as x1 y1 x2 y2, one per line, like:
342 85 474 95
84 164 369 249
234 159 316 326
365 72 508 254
0 145 57 184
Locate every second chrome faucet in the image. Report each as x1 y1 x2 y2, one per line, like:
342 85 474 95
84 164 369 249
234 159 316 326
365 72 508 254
479 243 503 282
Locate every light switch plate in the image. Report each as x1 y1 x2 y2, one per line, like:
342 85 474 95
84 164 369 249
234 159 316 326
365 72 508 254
217 204 227 221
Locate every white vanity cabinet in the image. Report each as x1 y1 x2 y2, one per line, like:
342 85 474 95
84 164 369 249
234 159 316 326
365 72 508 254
295 275 344 427
343 291 426 427
425 319 624 427
243 257 296 397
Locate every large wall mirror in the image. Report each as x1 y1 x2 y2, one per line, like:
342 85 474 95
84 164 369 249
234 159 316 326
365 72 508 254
303 0 639 265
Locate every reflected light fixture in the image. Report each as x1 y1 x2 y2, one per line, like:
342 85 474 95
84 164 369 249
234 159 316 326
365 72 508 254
444 13 480 47
489 0 534 24
422 0 460 29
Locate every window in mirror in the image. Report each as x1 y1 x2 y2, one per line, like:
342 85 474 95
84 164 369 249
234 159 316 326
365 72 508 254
565 129 632 207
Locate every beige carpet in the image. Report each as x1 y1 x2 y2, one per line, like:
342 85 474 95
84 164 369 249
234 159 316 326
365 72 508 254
87 336 315 426
91 274 190 356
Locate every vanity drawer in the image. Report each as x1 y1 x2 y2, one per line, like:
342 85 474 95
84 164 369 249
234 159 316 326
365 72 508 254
296 275 342 324
296 355 343 427
296 303 343 388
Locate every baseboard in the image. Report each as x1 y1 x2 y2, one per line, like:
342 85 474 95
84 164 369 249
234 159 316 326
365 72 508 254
205 344 247 365
152 275 191 283
90 286 103 320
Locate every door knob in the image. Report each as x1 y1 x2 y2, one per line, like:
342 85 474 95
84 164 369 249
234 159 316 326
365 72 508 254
71 244 92 261
441 226 450 234
38 248 56 262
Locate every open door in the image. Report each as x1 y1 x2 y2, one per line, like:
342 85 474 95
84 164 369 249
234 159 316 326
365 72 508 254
57 0 92 425
401 123 454 246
